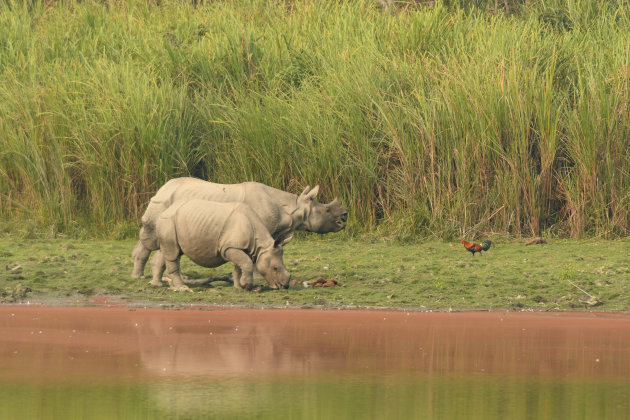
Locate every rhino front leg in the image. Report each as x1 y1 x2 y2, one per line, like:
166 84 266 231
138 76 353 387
149 250 166 287
232 265 243 288
131 240 151 278
224 248 254 291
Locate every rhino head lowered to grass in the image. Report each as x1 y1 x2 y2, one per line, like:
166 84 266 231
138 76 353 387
152 200 292 292
131 177 348 279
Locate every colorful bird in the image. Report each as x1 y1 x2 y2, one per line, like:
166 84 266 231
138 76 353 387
461 239 492 257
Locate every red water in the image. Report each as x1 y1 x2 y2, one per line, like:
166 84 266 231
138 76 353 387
1 305 628 384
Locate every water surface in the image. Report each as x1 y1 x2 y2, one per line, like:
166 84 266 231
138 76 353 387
1 306 628 419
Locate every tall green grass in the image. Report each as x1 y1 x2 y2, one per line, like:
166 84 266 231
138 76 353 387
0 0 628 238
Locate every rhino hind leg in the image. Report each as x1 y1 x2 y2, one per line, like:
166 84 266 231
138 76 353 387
164 255 192 293
155 216 192 293
224 248 254 291
131 225 160 278
131 240 151 278
149 250 166 287
150 250 191 292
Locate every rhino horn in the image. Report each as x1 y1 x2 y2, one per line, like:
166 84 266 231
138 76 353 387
331 197 340 205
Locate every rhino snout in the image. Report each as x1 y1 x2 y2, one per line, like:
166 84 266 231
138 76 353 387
272 273 291 290
270 280 290 290
334 211 348 230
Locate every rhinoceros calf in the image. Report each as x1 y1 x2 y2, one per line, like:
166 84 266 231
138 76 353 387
152 200 292 292
131 178 347 279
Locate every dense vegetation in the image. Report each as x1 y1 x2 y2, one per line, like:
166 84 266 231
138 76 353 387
1 0 628 239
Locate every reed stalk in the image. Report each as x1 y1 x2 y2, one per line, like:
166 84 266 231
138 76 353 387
0 0 628 238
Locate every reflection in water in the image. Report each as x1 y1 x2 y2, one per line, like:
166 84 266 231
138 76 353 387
0 306 629 418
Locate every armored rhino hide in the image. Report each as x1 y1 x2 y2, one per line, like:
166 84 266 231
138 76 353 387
132 177 347 279
151 200 291 292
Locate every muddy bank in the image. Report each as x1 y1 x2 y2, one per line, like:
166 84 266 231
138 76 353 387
1 305 629 384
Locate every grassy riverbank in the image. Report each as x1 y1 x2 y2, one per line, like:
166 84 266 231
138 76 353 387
1 237 628 311
1 0 629 239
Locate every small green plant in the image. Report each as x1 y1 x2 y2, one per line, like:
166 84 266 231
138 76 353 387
558 264 577 281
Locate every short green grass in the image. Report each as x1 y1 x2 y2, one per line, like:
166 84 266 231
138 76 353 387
1 236 628 311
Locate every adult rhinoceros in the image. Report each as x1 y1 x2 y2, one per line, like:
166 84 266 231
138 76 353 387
131 177 348 279
153 200 292 292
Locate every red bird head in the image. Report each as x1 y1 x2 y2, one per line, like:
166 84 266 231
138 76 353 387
460 239 465 244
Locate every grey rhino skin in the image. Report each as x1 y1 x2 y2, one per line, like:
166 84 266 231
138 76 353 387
131 177 348 279
153 200 292 292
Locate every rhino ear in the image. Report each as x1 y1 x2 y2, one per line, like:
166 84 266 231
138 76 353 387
304 185 319 200
299 185 319 201
275 233 294 247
